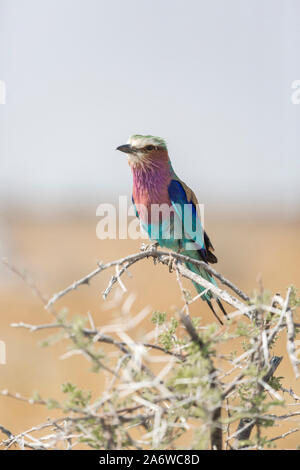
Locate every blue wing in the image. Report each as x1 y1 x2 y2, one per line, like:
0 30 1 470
168 179 208 260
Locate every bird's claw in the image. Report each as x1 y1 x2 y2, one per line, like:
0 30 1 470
140 242 159 252
168 254 176 273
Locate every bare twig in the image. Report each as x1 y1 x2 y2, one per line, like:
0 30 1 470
286 306 300 378
46 249 250 309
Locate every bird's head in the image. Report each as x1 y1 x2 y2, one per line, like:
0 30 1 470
116 135 169 169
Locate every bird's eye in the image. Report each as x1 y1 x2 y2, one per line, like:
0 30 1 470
145 145 154 151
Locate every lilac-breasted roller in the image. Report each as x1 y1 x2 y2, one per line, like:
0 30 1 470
117 135 227 324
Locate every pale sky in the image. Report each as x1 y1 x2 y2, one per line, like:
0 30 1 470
0 0 299 214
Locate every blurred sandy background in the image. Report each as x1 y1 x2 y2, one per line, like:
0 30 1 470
0 0 300 449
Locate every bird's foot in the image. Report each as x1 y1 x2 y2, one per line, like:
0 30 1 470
140 242 159 252
168 253 176 273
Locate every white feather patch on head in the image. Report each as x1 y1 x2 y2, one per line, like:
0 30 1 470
128 134 167 150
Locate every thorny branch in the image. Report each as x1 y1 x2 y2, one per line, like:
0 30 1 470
45 248 250 309
1 248 299 450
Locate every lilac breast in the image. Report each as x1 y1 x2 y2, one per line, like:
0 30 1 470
132 160 172 224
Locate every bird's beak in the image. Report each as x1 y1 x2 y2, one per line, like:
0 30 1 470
116 144 134 154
